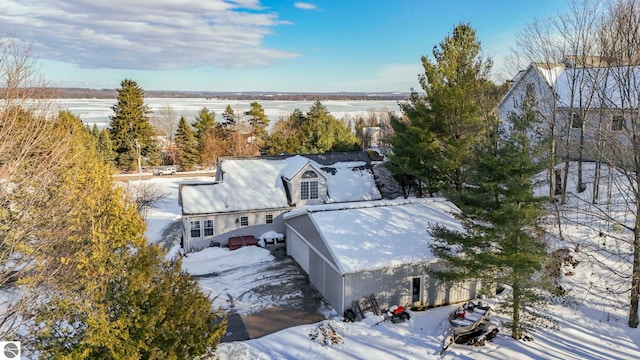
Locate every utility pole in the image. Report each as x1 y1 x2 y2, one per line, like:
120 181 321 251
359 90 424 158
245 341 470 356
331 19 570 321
135 139 141 181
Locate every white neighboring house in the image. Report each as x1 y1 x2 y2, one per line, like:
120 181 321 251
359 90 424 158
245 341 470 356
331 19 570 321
499 60 640 161
179 152 382 252
498 62 563 124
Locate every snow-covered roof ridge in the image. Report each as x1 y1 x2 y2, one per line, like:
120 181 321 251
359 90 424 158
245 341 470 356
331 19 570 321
284 197 451 219
182 153 382 214
533 62 565 86
554 66 640 109
301 198 463 273
278 155 329 181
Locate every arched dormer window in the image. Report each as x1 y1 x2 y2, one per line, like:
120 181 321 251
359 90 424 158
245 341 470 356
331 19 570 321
301 170 319 200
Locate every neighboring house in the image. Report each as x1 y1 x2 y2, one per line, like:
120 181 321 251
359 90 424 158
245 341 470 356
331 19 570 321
284 198 480 314
498 62 563 124
179 152 382 252
499 60 640 162
359 126 382 150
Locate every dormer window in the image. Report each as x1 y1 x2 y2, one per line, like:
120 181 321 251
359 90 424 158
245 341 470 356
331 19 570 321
301 170 319 200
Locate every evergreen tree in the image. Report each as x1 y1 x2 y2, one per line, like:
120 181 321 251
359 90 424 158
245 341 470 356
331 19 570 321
262 109 304 155
300 100 333 153
108 79 156 171
27 113 225 358
430 104 547 339
192 107 217 165
389 98 443 197
90 123 100 138
244 102 269 153
300 100 358 153
330 118 360 152
175 115 199 171
262 104 358 155
192 107 216 140
221 104 236 127
97 128 116 166
390 23 493 194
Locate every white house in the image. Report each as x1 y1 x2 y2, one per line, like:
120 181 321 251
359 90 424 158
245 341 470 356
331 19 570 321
179 152 482 313
499 61 640 162
179 152 382 252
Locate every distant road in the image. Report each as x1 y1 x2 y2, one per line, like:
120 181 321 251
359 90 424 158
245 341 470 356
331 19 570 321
114 171 216 181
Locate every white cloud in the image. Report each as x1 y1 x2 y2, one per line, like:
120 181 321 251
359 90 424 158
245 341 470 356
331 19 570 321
294 2 316 10
0 0 298 71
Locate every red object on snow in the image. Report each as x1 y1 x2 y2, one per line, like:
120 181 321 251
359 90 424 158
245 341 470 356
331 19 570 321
228 235 259 250
393 306 405 315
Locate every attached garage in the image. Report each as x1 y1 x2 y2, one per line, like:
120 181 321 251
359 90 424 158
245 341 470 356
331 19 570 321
287 228 310 272
284 198 482 315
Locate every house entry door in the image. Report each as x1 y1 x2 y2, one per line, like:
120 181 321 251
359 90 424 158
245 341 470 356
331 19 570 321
412 277 422 304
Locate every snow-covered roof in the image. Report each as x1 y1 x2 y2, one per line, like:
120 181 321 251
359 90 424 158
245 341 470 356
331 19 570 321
323 161 381 203
181 158 290 214
501 63 640 114
279 155 315 180
554 66 640 109
534 63 565 86
181 154 381 214
286 198 462 273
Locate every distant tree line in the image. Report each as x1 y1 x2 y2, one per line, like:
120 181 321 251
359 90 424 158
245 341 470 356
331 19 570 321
89 82 388 172
28 87 412 101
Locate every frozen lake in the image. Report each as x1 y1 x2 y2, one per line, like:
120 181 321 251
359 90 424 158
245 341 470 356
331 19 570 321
51 98 402 129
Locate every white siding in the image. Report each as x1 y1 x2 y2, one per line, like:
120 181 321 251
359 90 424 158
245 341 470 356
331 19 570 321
287 228 310 272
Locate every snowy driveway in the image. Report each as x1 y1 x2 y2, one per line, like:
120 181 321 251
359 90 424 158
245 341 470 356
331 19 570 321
143 176 334 340
188 245 334 340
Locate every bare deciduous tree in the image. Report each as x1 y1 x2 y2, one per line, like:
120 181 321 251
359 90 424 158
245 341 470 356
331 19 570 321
150 104 177 165
594 0 640 328
511 0 640 328
121 181 169 219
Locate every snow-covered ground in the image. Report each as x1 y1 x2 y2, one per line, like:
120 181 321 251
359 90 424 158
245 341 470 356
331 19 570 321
143 165 640 360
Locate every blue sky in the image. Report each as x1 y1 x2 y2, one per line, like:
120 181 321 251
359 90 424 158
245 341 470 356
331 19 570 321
1 0 568 92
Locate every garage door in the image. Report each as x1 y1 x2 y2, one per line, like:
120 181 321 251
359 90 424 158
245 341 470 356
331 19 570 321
288 231 310 272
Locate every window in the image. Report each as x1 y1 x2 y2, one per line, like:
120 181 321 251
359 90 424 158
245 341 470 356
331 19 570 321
612 115 625 132
265 214 273 224
301 170 319 200
310 181 318 199
571 113 583 129
240 216 248 226
190 220 201 238
204 220 214 236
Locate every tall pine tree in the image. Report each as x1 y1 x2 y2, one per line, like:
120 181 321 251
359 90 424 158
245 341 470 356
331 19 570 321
221 104 236 127
175 115 199 171
390 23 493 194
192 107 217 166
108 79 157 171
244 102 269 154
430 103 547 339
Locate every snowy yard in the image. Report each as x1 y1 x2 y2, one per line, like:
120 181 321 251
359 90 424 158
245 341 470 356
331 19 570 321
143 166 640 360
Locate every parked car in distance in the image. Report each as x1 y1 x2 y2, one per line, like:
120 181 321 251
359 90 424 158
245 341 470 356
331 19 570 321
156 166 177 175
